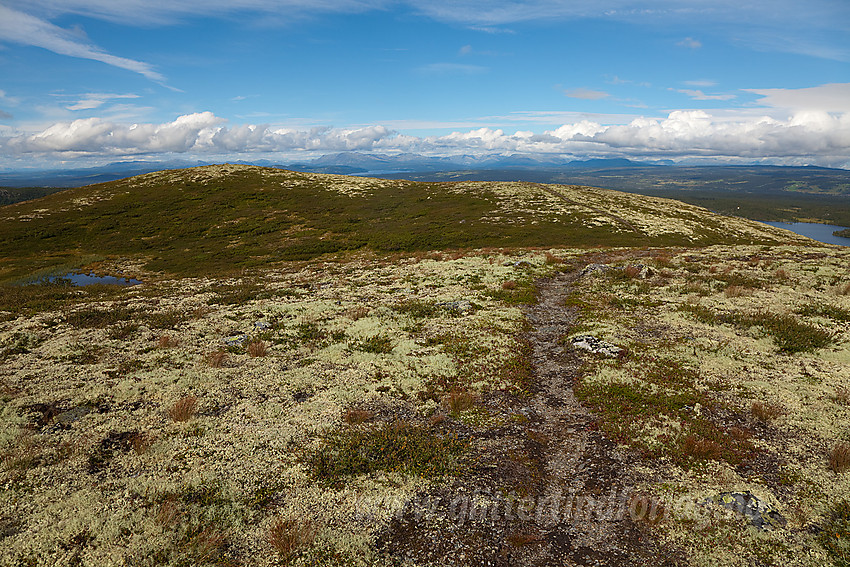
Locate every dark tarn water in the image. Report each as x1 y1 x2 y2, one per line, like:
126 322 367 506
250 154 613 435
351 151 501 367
762 221 850 247
48 273 142 286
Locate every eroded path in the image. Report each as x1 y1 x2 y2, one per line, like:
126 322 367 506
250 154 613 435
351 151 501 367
380 271 679 566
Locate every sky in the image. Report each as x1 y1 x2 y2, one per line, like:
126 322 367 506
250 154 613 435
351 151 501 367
0 0 849 170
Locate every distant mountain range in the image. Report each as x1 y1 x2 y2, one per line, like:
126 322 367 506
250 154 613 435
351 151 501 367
1 153 678 187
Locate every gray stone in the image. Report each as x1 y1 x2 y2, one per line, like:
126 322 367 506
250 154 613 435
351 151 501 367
55 405 91 425
569 335 623 358
707 492 786 530
223 334 248 347
580 263 614 276
438 300 474 314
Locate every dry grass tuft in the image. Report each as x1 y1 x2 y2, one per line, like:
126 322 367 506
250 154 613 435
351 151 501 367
168 396 198 422
830 442 850 473
268 517 315 560
501 280 518 290
751 401 785 422
156 497 181 527
836 282 850 296
157 334 179 348
544 252 562 265
834 386 850 406
203 350 228 368
724 285 754 298
247 340 269 357
188 527 228 561
774 268 789 280
444 389 476 415
342 409 374 425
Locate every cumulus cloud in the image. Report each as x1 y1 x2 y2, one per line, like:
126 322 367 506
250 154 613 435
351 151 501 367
2 109 849 167
0 113 394 156
0 5 165 82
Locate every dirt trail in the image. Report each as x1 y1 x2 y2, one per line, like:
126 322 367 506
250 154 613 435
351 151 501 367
379 271 679 566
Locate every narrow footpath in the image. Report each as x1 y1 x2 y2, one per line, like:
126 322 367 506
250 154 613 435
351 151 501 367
380 271 679 566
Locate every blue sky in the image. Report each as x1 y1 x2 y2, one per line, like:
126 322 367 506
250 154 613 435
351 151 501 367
0 0 849 169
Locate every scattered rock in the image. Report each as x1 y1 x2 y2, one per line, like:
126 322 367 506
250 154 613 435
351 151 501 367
706 492 786 530
223 334 248 347
580 263 613 276
55 406 91 426
569 335 623 358
253 321 271 330
438 300 474 314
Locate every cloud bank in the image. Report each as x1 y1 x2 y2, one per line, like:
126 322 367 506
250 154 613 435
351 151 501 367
3 109 849 168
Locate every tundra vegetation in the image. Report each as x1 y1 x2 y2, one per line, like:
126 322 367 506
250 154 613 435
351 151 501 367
0 165 848 566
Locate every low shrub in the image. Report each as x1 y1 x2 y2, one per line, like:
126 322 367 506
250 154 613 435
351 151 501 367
307 421 466 486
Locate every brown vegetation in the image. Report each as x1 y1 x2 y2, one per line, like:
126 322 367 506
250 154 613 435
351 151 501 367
168 396 198 422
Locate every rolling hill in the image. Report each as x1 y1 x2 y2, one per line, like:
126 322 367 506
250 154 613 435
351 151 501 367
0 164 807 283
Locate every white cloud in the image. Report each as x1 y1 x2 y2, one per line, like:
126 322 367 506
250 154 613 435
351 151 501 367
674 89 736 101
0 113 396 156
676 37 701 49
684 79 716 87
62 93 141 111
0 5 165 82
3 109 850 168
565 88 609 100
745 83 850 113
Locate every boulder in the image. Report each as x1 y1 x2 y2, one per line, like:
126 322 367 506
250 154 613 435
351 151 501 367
569 335 623 358
707 492 786 530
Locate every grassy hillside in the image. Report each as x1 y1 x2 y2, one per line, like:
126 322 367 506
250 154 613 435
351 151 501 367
0 164 806 283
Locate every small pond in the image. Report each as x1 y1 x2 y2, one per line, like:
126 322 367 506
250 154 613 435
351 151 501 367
761 221 850 247
48 273 142 286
